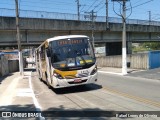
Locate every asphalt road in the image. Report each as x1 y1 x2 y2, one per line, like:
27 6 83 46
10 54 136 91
127 68 160 80
1 69 160 120
30 71 160 119
97 72 160 103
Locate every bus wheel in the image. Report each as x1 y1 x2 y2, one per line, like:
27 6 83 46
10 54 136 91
39 78 43 82
45 72 52 89
38 70 42 81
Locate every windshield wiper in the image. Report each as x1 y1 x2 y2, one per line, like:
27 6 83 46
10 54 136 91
75 50 88 66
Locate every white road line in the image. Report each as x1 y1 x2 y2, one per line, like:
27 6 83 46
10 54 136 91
99 70 160 83
17 88 32 97
98 71 123 75
28 72 45 120
29 75 42 110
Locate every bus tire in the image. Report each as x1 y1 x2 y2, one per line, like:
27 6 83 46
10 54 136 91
38 70 42 81
45 72 52 89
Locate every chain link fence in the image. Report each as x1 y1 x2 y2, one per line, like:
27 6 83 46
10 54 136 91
0 8 160 26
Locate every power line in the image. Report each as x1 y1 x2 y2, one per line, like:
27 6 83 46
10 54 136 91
85 0 97 12
14 4 75 12
93 0 104 11
127 0 154 10
96 4 105 12
21 0 75 6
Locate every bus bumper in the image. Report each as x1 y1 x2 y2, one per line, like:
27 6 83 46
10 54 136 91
52 72 98 88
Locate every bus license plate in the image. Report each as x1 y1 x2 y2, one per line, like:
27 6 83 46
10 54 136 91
74 79 82 83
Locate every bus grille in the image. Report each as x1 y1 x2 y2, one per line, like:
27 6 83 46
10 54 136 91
68 79 87 84
65 73 88 79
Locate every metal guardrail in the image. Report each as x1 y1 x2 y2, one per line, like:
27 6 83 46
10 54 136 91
0 8 160 26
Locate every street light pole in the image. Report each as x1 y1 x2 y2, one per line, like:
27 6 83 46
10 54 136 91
84 10 96 49
148 11 151 25
15 0 24 75
122 0 127 75
106 0 109 29
76 0 80 21
91 10 95 49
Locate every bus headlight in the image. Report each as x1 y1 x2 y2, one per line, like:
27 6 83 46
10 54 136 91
53 72 63 79
90 66 97 75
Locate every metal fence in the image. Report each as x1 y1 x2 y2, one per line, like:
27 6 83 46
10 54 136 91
0 8 160 26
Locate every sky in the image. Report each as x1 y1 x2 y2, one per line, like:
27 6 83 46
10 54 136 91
0 0 159 21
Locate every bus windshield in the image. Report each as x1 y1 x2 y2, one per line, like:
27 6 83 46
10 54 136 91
50 38 95 70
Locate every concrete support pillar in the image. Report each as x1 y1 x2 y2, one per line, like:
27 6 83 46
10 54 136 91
127 41 132 54
127 32 132 54
25 30 28 43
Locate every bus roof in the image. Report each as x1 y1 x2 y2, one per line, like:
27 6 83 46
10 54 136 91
36 35 89 50
47 35 89 42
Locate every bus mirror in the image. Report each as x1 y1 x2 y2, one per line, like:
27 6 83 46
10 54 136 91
46 48 51 57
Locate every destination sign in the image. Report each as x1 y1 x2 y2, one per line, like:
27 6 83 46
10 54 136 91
58 39 83 46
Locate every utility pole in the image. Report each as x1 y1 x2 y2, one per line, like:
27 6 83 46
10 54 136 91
15 0 24 75
91 10 95 49
76 0 80 21
106 0 109 29
148 11 151 39
148 11 151 25
122 0 127 75
84 10 96 49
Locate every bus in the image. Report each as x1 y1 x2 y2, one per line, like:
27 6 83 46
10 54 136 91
35 35 97 88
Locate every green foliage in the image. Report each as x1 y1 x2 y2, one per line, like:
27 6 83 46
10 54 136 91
132 42 160 53
142 42 160 50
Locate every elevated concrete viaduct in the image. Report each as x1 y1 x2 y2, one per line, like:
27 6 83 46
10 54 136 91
0 16 160 55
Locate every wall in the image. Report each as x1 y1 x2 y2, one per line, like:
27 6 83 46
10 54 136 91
8 60 19 73
130 53 149 69
97 53 149 69
0 55 9 76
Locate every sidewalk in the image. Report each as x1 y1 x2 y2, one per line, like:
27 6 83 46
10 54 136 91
98 67 160 81
0 71 37 112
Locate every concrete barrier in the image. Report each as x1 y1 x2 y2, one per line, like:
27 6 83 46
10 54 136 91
8 60 19 73
97 53 149 69
130 53 149 69
0 55 9 76
0 54 27 76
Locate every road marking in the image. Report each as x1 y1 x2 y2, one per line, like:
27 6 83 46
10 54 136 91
102 87 160 108
28 72 45 120
17 88 32 97
29 73 41 110
98 71 160 83
98 71 123 75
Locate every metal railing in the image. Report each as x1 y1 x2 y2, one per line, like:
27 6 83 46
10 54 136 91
0 8 160 26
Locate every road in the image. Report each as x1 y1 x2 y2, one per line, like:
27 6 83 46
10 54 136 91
31 70 160 119
0 70 160 120
98 72 160 105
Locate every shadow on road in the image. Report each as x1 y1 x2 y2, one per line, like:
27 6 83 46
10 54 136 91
31 69 102 95
0 73 13 84
0 104 36 111
51 84 102 95
24 68 36 72
0 104 123 120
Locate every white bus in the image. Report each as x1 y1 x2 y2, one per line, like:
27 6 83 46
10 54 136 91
35 35 97 88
